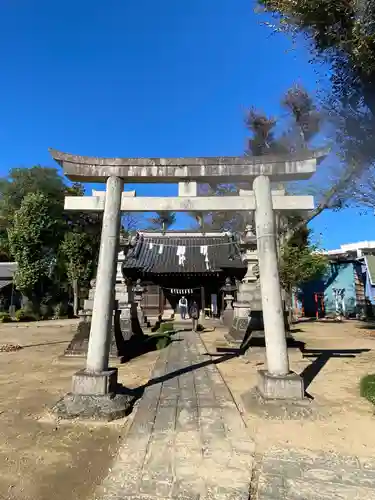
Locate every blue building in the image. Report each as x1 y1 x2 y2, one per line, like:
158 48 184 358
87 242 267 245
299 241 375 318
301 260 363 317
363 255 375 306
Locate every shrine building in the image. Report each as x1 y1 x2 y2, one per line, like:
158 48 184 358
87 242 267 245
121 230 246 318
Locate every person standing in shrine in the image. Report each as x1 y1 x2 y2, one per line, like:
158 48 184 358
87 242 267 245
190 301 199 332
178 295 188 320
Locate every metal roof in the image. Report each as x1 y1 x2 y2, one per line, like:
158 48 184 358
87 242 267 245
0 262 17 280
123 234 245 274
365 255 375 286
0 280 12 290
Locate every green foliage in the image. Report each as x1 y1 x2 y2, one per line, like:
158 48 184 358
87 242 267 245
0 166 73 262
0 166 66 225
8 192 63 297
285 217 310 248
360 374 375 406
65 182 85 197
0 166 101 311
256 1 375 210
0 232 11 262
146 332 173 350
15 308 38 322
279 231 328 291
59 208 101 314
258 0 375 84
157 322 175 333
60 232 95 287
0 312 11 323
155 334 173 350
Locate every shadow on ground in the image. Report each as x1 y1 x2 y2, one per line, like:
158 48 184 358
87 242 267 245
300 348 371 390
358 322 375 331
117 350 238 404
211 330 373 397
215 330 306 356
21 340 71 348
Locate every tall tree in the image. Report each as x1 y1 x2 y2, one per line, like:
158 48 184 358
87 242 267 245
257 0 375 112
279 229 328 321
0 166 67 261
192 85 325 234
0 166 66 222
0 167 104 312
8 192 63 309
256 0 375 210
61 183 102 313
60 232 97 316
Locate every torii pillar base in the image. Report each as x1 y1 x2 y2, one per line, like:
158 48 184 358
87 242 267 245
256 370 305 400
52 368 135 421
240 371 311 420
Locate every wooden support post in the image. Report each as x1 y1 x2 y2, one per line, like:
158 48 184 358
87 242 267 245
159 287 164 317
201 285 205 323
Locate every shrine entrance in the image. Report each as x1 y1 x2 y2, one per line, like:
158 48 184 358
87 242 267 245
121 230 246 320
162 287 199 317
49 147 323 419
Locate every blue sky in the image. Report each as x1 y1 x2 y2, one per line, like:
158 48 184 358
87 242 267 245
0 0 373 249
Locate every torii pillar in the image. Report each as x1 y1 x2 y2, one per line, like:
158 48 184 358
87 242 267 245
49 148 325 418
252 175 300 398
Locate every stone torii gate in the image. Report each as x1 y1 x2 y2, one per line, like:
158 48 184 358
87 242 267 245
50 149 324 420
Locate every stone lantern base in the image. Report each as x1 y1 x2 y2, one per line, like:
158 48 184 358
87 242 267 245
222 306 235 329
63 310 119 358
224 280 263 346
225 310 263 345
225 280 291 347
63 302 137 359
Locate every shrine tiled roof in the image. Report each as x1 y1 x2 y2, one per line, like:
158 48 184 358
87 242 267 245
123 232 245 274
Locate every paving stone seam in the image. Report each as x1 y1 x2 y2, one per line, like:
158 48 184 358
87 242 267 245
197 331 249 429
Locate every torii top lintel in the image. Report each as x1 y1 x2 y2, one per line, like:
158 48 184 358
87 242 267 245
49 148 327 183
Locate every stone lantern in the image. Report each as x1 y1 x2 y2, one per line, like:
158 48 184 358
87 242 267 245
132 278 146 325
225 224 262 345
133 279 145 308
116 235 135 307
220 277 237 328
240 224 259 283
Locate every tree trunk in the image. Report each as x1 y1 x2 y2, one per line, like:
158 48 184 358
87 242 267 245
286 286 294 325
73 278 79 317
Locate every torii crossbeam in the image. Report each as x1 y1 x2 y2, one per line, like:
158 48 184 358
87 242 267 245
64 192 314 213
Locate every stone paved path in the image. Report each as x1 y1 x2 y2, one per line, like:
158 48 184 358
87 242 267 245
95 330 254 500
257 448 375 499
